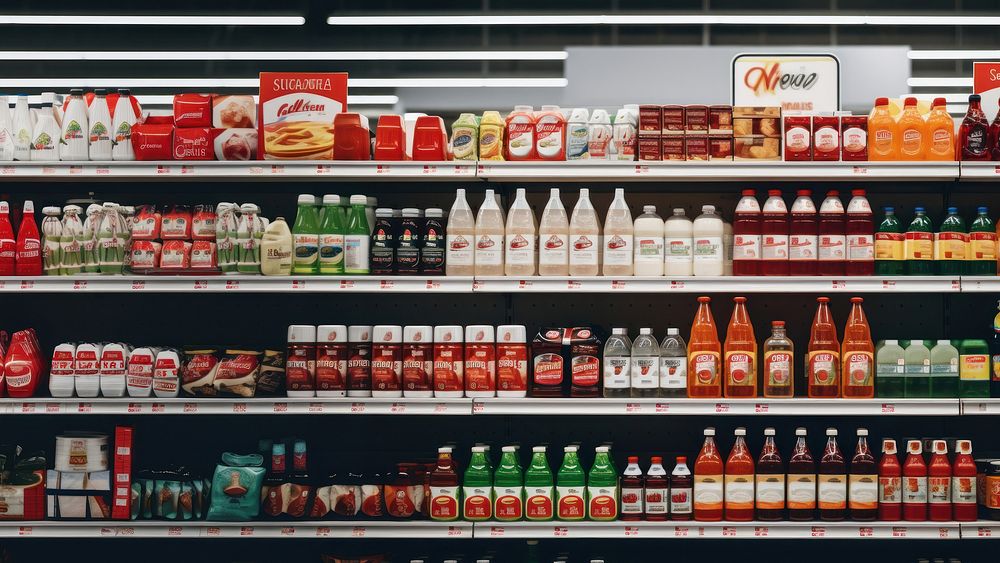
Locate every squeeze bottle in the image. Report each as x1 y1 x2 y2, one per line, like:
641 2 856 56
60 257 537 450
505 188 538 276
692 205 724 276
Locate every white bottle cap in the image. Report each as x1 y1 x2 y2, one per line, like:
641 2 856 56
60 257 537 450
322 194 341 206
932 440 947 454
826 428 838 436
857 428 868 436
350 194 367 205
497 325 526 343
886 339 899 345
42 206 60 216
373 325 402 343
402 208 420 218
796 427 807 436
287 325 316 343
316 325 347 343
612 328 627 335
348 325 373 343
764 428 775 436
438 446 452 453
639 328 652 335
471 446 486 453
297 194 314 205
643 205 656 214
734 427 746 436
433 325 463 343
702 205 715 214
673 208 685 215
465 325 495 343
533 446 546 453
426 208 443 218
595 446 609 453
550 188 560 198
564 445 578 452
667 328 679 335
936 339 950 345
502 446 516 453
403 325 432 343
375 208 393 217
704 427 715 436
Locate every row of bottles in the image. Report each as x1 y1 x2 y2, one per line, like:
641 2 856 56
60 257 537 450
868 97 955 161
875 339 991 399
876 206 998 275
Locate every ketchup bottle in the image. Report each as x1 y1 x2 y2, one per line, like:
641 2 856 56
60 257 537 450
951 439 977 522
497 325 529 398
878 438 901 521
760 190 789 276
960 94 991 161
845 189 874 276
620 456 644 521
14 200 41 276
927 440 952 522
402 325 433 398
723 427 755 522
817 191 846 276
789 190 818 276
644 456 669 521
902 439 928 522
0 202 15 275
316 324 348 398
732 189 761 276
669 455 692 521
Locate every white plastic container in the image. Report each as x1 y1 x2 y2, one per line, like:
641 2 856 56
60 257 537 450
538 188 569 276
98 342 130 398
602 188 633 276
613 106 638 161
474 189 504 276
12 95 32 161
30 102 60 161
87 89 113 161
49 343 77 398
0 97 13 161
152 348 181 398
569 188 601 276
402 325 433 398
693 205 724 276
566 108 589 160
633 205 665 276
432 325 464 398
446 189 475 276
126 346 159 398
371 325 403 398
587 109 613 159
111 88 136 161
505 188 538 276
41 206 62 276
260 217 293 275
60 89 89 161
73 343 103 398
664 208 694 276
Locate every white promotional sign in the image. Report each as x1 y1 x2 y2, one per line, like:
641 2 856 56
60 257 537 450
732 54 840 112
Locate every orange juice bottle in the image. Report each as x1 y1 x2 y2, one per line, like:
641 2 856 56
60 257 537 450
807 296 841 398
688 296 722 398
841 297 875 398
724 296 757 398
925 97 955 161
898 97 928 161
868 97 899 161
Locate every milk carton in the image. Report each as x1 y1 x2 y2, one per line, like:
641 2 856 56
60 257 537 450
49 343 77 398
588 109 613 160
74 343 102 397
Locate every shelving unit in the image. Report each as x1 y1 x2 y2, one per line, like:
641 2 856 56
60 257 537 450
0 397 472 415
472 398 960 416
476 521 960 540
0 521 473 539
0 276 475 293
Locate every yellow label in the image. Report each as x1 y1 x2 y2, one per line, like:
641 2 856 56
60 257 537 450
934 232 968 261
904 232 934 260
808 350 840 387
970 232 998 261
875 233 904 260
960 354 989 381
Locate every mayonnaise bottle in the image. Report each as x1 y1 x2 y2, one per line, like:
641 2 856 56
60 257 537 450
60 89 89 161
505 188 537 276
446 188 475 276
602 188 633 276
664 208 694 276
692 205 724 276
633 205 664 276
566 108 590 160
11 95 31 161
588 109 614 160
99 342 130 398
111 88 136 161
569 188 601 276
474 189 504 276
30 102 60 161
538 188 569 276
88 89 113 161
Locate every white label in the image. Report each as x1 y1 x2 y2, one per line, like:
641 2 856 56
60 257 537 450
631 357 658 389
761 234 789 260
665 237 692 262
786 126 811 150
319 233 345 267
539 233 568 265
756 475 786 506
659 356 687 389
669 487 691 513
788 478 816 505
693 236 723 262
818 235 846 261
848 234 874 261
905 363 930 375
505 233 536 265
569 234 598 266
879 476 901 503
475 234 504 266
603 234 633 266
635 237 664 263
903 477 927 504
789 234 818 261
849 476 878 504
645 486 669 514
814 128 839 151
928 477 950 504
952 476 976 504
732 54 840 113
344 235 369 271
818 477 847 505
725 478 754 504
446 234 474 266
621 487 644 515
604 357 630 389
732 234 761 260
694 479 723 504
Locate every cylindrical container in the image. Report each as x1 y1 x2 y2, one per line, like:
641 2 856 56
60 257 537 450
347 325 373 398
372 325 403 398
433 325 464 397
496 325 528 398
316 325 348 398
286 325 317 397
403 325 433 397
464 325 496 397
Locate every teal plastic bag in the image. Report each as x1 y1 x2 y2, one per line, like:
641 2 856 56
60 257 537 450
206 452 265 521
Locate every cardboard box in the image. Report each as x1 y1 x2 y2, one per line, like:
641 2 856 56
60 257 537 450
735 136 781 160
112 426 134 520
638 136 661 161
709 105 733 135
639 105 662 136
662 105 685 135
685 105 708 134
685 135 709 161
784 116 812 161
258 72 348 160
709 136 733 160
841 115 868 161
662 136 685 161
812 116 840 161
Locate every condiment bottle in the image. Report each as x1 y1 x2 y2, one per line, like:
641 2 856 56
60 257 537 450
286 325 317 397
371 325 403 398
432 325 464 398
316 325 348 397
402 325 433 398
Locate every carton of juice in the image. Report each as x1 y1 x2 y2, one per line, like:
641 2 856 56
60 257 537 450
258 72 348 160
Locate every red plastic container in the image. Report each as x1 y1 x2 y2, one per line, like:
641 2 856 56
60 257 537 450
817 190 846 276
760 190 789 276
333 113 372 161
374 114 405 160
732 189 761 276
411 116 449 161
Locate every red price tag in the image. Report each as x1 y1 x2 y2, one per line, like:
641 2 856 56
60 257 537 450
881 403 896 414
193 280 208 290
100 527 114 536
433 403 448 413
316 527 331 537
674 526 689 537
553 526 569 537
232 403 247 414
20 280 33 289
379 280 395 290
722 526 737 537
225 280 240 290
273 402 288 413
634 165 650 174
127 403 142 413
425 280 441 290
167 526 182 536
811 526 826 537
891 527 907 538
117 527 134 536
566 280 581 290
73 280 88 290
280 527 294 536
831 280 846 289
21 403 37 413
95 166 110 175
206 527 221 536
754 526 769 537
447 526 463 536
715 403 730 413
152 403 165 413
248 166 264 175
390 402 406 413
131 280 146 290
881 280 896 289
350 402 366 413
473 402 485 414
423 165 437 174
352 526 366 537
376 164 391 174
77 402 92 413
655 403 669 413
241 527 254 536
670 280 686 289
754 403 769 413
271 165 285 174
625 402 642 413
611 280 626 290
308 402 324 413
490 526 505 537
938 527 950 538
517 279 533 289
853 166 869 174
624 526 640 537
291 279 307 290
17 526 31 536
979 527 993 537
43 403 57 413
315 165 331 175
183 403 198 413
858 527 873 537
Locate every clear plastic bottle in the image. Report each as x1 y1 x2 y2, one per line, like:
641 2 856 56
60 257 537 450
904 340 931 398
664 208 694 276
602 188 633 276
929 339 959 398
446 189 475 276
693 205 724 276
603 328 632 398
634 205 665 276
763 320 794 398
538 188 569 276
475 189 505 276
630 328 660 398
505 188 538 276
569 188 601 276
659 328 687 398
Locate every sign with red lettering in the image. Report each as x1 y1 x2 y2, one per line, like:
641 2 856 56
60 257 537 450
973 62 1000 119
732 54 840 112
258 72 348 160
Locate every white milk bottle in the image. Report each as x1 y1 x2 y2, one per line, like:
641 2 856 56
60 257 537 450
30 102 60 161
12 95 31 161
538 188 569 276
88 89 113 161
446 188 475 276
41 206 63 276
474 189 505 276
99 342 130 397
588 109 614 160
260 217 293 275
505 188 538 276
0 97 13 161
602 188 634 276
60 89 89 161
111 88 136 161
74 343 103 397
692 205 724 276
81 203 102 273
633 205 665 276
61 205 84 275
49 342 77 398
569 188 601 276
567 108 589 160
664 208 694 276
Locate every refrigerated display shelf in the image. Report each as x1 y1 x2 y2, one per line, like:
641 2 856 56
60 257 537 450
0 161 478 180
472 276 959 293
0 276 474 293
0 521 473 538
958 399 1000 415
475 520 960 539
0 397 472 415
955 276 1000 292
960 522 1000 538
955 161 1000 180
472 398 960 416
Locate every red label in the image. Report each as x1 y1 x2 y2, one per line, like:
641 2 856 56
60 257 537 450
465 344 496 392
589 494 618 519
316 343 347 391
571 355 600 387
494 495 523 520
433 344 464 392
285 346 316 391
347 344 371 392
557 494 585 519
526 493 554 519
431 493 458 519
464 494 492 519
402 343 433 392
533 353 564 385
497 344 528 392
371 344 402 391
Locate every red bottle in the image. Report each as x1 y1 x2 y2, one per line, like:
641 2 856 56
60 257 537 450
732 189 761 276
760 190 789 276
333 112 372 160
669 456 692 521
960 94 991 161
315 325 347 396
14 200 41 276
927 440 952 522
951 439 977 522
789 189 818 275
373 114 406 160
724 427 755 521
849 428 877 521
429 447 460 521
0 202 14 275
620 456 645 521
817 191 846 276
755 427 785 521
878 438 901 521
902 439 928 522
845 189 874 276
818 428 847 521
402 326 433 397
693 428 724 522
787 428 816 521
643 456 668 521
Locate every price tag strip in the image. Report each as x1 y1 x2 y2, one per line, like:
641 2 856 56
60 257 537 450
0 397 473 415
469 521 961 539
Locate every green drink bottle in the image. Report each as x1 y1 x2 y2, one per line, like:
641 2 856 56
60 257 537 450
525 446 554 521
556 446 586 521
968 207 997 275
936 207 967 276
344 194 371 275
874 207 904 276
903 340 931 398
929 340 959 398
875 339 905 398
292 194 320 275
587 446 619 521
960 339 991 398
462 446 493 521
493 446 524 521
318 194 346 275
904 207 934 276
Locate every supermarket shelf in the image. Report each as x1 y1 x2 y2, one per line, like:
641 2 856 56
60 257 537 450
957 276 1000 292
474 521 959 539
958 161 1000 180
0 276 474 293
959 399 1000 415
0 397 472 415
0 160 478 181
0 521 472 538
477 161 960 182
960 522 1000 538
473 398 959 416
472 276 959 293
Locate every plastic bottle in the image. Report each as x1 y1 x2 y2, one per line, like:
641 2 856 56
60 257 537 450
845 189 874 276
724 297 757 397
693 205 724 276
478 111 505 161
395 208 422 275
401 325 433 398
630 328 660 398
693 427 724 522
637 456 664 522
842 297 874 398
450 113 479 161
959 94 990 161
902 440 928 522
878 438 902 521
658 328 687 398
664 208 693 276
603 328 631 398
60 89 89 161
315 325 348 397
260 217 293 275
371 325 403 398
497 325 529 398
318 194 346 275
588 446 618 521
285 325 317 397
875 207 905 276
688 296 722 398
493 446 524 522
535 105 566 161
344 195 371 275
759 190 789 275
505 188 538 276
88 89 113 161
936 207 967 276
475 189 505 276
925 97 955 160
817 190 846 276
59 205 83 275
429 447 460 521
633 206 664 276
291 195 320 275
0 202 14 275
951 439 977 522
537 188 569 276
30 102 59 161
446 189 475 276
462 447 493 521
904 340 931 398
818 428 847 522
40 206 62 275
968 207 997 275
566 108 590 160
99 342 129 398
431 325 463 397
787 428 816 521
465 325 496 397
929 340 959 398
807 297 841 398
897 97 928 160
756 427 785 521
620 456 644 521
789 189 818 275
111 88 137 161
420 208 445 275
868 97 900 160
14 200 41 276
723 427 754 522
0 98 11 162
556 446 586 521
525 446 555 521
959 338 990 398
569 188 600 276
927 440 952 522
668 456 692 521
602 188 633 276
763 321 794 397
848 428 878 521
732 189 761 276
11 95 31 161
613 106 638 161
587 109 613 160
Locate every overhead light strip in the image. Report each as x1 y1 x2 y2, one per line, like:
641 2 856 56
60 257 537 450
907 77 973 87
0 50 568 61
0 15 304 25
0 78 567 89
327 14 1000 26
908 50 1000 60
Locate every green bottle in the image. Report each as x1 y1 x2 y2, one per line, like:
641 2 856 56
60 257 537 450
318 194 346 275
555 446 586 521
876 339 905 398
587 446 619 521
960 339 991 398
524 446 554 521
493 446 524 522
462 446 493 521
344 194 371 275
968 206 997 276
875 207 905 276
905 207 934 276
936 207 967 276
929 339 959 398
292 194 320 275
903 340 931 398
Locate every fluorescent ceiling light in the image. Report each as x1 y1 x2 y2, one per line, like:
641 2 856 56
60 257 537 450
0 15 303 25
907 77 972 87
0 50 567 61
0 78 566 89
328 14 1000 26
908 50 1000 60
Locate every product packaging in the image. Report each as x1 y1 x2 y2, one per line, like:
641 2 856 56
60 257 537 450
206 452 266 521
258 72 348 160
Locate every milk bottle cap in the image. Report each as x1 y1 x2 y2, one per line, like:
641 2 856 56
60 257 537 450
402 208 420 218
702 205 715 214
350 195 367 205
434 325 463 343
42 206 60 216
403 325 432 343
348 325 373 342
667 328 679 335
373 325 402 343
465 325 495 343
317 325 347 343
322 194 341 206
287 325 317 343
425 208 443 218
497 325 526 343
375 208 393 217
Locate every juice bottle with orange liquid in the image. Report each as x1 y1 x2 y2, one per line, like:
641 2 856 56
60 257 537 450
724 296 757 398
693 427 724 522
807 296 841 398
868 97 899 161
841 296 874 398
724 427 755 521
688 296 722 398
897 97 928 161
925 97 955 161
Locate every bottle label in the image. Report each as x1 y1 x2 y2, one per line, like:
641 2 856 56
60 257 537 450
764 351 792 388
844 351 873 388
665 237 692 262
694 475 723 512
724 475 754 510
643 486 668 514
960 354 989 381
935 231 968 261
293 233 319 268
533 352 563 386
725 351 755 388
789 234 818 261
877 361 904 377
966 123 989 155
569 234 598 266
433 346 464 393
733 234 761 261
761 234 788 260
690 352 721 388
659 356 687 389
903 476 927 504
462 486 493 520
588 486 618 520
848 474 878 510
901 128 923 155
786 126 811 152
635 236 664 263
347 345 371 392
808 351 839 387
818 234 846 261
604 356 630 389
526 486 554 520
669 486 692 514
621 486 645 515
539 233 568 265
571 354 600 388
970 231 998 260
952 476 976 504
505 233 536 266
344 235 369 272
446 234 474 266
429 486 459 520
875 232 904 260
494 486 524 520
402 346 433 392
879 476 901 503
497 346 528 392
693 236 723 262
631 357 659 389
931 360 959 377
603 234 633 266
475 234 504 266
818 474 847 510
556 486 586 520
465 345 496 392
316 345 347 391
318 233 345 270
371 347 402 392
756 474 786 510
929 476 950 504
904 231 934 260
847 234 874 261
787 475 817 509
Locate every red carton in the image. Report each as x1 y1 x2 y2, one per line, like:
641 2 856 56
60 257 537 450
173 94 213 128
685 135 709 161
131 121 174 161
258 72 348 160
812 116 840 161
784 116 812 161
841 116 868 161
173 128 215 160
709 105 733 134
111 426 134 520
663 105 685 135
638 136 661 160
685 105 708 134
662 136 685 161
639 105 662 136
709 136 733 160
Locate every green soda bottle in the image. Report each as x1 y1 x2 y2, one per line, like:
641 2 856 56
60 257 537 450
556 446 586 521
903 340 931 398
524 446 554 521
936 207 967 276
904 207 934 276
587 446 619 521
929 340 959 398
344 194 371 275
968 207 997 275
462 446 493 521
318 194 346 275
874 207 905 276
875 339 905 398
493 446 524 521
960 339 991 398
292 194 320 274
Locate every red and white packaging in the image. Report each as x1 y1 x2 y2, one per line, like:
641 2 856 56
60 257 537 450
496 325 528 397
402 325 433 397
5 329 43 398
191 204 216 240
684 136 709 161
173 94 213 128
662 136 684 161
841 116 868 161
189 240 217 269
784 116 812 161
639 105 662 135
152 349 181 398
160 206 192 240
347 325 372 398
111 426 134 520
173 127 215 160
433 325 464 398
662 105 684 135
49 343 76 398
812 116 840 161
213 95 256 129
158 240 192 269
638 136 661 161
130 240 162 270
130 121 174 161
534 106 566 161
464 325 496 397
372 325 403 397
125 346 158 398
685 105 709 133
214 128 258 161
316 325 347 397
258 72 348 160
73 343 102 398
131 205 161 240
286 325 317 397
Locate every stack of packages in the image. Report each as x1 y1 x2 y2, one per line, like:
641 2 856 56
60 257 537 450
130 94 257 161
46 432 111 519
638 105 737 161
0 445 46 521
131 204 219 272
